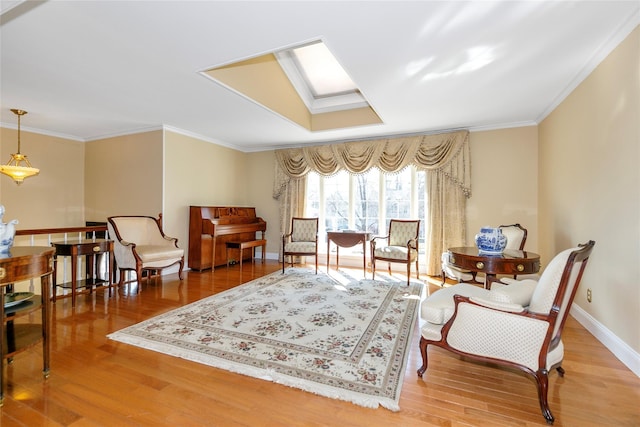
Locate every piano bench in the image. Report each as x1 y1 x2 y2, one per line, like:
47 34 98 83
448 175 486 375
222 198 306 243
225 239 267 271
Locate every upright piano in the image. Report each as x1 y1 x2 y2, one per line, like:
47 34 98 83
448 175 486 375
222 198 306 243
189 206 267 271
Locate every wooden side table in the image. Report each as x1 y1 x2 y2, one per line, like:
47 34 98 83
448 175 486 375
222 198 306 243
327 231 370 276
51 239 114 307
447 246 541 289
0 246 54 406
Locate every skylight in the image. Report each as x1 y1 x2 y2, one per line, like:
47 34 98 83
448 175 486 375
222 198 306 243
290 42 358 97
275 40 369 114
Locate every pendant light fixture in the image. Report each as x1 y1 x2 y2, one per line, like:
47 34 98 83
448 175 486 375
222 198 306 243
0 109 39 185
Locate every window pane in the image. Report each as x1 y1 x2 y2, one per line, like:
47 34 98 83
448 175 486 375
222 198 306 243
324 171 349 231
353 170 379 234
384 168 412 220
306 172 320 217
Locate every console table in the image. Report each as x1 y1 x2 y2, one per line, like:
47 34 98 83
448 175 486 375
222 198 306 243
447 246 541 289
326 231 370 276
51 239 114 307
0 246 54 406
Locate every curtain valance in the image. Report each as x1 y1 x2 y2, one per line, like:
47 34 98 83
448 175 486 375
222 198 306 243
273 130 471 198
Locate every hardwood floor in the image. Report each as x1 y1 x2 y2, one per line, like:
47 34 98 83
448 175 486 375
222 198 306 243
2 261 639 426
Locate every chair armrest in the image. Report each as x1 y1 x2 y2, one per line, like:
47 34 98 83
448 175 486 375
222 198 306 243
162 235 179 247
468 296 525 313
406 237 418 249
112 238 138 269
442 295 553 370
500 277 518 285
452 294 547 320
370 235 388 248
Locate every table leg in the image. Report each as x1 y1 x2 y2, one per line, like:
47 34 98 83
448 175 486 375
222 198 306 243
108 249 114 297
211 236 216 272
52 255 58 303
71 253 77 307
362 240 367 278
336 246 340 270
326 238 330 272
87 254 94 294
41 273 51 378
485 274 497 290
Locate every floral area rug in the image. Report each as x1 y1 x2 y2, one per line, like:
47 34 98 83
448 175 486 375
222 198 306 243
107 268 423 411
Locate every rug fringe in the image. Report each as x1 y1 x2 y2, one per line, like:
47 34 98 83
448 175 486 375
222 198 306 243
107 332 401 411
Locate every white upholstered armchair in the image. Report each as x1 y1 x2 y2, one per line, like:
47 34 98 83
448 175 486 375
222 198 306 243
107 215 184 291
419 240 595 425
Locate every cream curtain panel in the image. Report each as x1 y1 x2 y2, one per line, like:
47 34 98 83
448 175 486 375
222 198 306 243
272 130 471 274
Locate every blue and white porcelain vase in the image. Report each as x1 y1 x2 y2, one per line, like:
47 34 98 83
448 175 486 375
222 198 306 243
0 205 18 254
474 226 507 255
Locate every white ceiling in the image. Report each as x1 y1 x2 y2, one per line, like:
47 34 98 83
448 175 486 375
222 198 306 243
1 1 638 152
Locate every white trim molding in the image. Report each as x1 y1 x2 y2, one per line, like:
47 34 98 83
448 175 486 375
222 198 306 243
570 303 640 378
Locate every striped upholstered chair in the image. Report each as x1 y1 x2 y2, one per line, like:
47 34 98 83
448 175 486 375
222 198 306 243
370 219 420 285
282 217 319 274
418 241 595 425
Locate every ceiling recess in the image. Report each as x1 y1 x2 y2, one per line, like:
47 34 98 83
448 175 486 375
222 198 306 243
203 40 382 132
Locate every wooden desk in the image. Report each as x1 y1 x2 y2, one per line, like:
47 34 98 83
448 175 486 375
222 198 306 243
327 231 370 276
447 246 540 289
51 239 114 307
0 246 54 406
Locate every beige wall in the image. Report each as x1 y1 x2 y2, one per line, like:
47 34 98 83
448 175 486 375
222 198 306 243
0 128 84 230
84 130 163 222
163 130 250 263
244 150 281 257
467 127 539 252
539 26 639 352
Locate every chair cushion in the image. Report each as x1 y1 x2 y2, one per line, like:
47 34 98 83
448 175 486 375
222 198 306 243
374 246 417 261
488 279 537 306
284 241 316 253
421 283 489 324
136 245 184 263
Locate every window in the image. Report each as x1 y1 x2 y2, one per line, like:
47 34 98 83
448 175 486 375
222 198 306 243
306 167 426 262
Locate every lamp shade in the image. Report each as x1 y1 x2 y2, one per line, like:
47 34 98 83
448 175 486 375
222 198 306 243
1 109 39 185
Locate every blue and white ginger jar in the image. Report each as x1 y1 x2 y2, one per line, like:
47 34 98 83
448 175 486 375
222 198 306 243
0 205 18 254
474 226 507 255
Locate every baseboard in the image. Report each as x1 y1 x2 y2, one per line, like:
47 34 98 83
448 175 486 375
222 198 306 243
570 303 640 377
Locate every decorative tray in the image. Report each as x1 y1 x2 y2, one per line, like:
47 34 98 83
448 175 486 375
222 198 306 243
4 292 35 308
